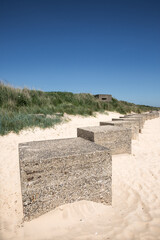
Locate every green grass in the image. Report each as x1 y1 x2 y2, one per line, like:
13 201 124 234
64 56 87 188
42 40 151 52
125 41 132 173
0 82 159 135
0 111 61 135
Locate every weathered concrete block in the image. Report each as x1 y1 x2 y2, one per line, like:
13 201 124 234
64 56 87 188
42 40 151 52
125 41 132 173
150 111 159 118
133 114 146 123
148 113 155 119
19 137 112 221
100 120 139 140
77 126 132 155
120 116 143 132
123 114 145 125
141 112 159 120
141 113 151 120
112 118 141 133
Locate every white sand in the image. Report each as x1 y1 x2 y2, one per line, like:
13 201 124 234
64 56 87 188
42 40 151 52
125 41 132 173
0 112 160 240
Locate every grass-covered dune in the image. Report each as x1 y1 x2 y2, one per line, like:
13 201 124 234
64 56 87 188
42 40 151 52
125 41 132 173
0 82 159 135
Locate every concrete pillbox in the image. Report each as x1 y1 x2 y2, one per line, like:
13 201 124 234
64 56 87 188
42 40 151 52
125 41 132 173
100 120 139 140
19 137 112 221
77 125 132 155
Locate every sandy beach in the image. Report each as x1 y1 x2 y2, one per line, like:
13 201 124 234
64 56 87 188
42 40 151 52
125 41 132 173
0 111 160 240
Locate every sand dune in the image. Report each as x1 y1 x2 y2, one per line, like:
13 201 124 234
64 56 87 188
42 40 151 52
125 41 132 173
0 112 160 240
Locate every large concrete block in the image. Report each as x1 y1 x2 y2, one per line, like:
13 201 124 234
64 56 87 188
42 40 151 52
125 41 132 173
19 137 112 221
77 126 132 155
141 113 151 120
150 111 159 118
112 118 141 133
123 114 145 125
141 112 159 120
100 120 139 140
120 116 144 132
149 113 155 119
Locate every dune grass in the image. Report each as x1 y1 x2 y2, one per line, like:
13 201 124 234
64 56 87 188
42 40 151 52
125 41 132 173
0 82 159 135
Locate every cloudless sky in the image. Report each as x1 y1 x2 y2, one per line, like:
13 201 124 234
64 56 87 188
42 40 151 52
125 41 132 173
0 0 160 106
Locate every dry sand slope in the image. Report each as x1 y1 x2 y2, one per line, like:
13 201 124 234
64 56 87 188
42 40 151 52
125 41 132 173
0 112 160 240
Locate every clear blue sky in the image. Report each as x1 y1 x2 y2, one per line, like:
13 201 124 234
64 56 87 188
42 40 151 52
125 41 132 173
0 0 160 107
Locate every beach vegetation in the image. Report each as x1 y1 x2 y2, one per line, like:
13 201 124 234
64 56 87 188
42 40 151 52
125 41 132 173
0 82 159 135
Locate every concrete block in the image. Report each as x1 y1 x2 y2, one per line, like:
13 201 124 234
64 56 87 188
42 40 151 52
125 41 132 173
141 112 158 120
141 113 151 120
19 137 112 221
100 120 139 140
120 116 144 132
112 118 141 133
149 113 155 119
150 111 159 119
124 114 145 125
77 126 132 155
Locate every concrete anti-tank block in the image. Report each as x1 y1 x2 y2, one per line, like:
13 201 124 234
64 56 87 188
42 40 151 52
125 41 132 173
120 116 143 132
112 118 141 133
100 120 139 140
19 137 112 221
121 114 145 126
141 113 152 120
150 111 159 119
77 125 132 155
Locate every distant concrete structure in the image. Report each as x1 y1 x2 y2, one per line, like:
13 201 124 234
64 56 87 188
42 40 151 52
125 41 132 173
19 137 112 221
94 94 112 102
